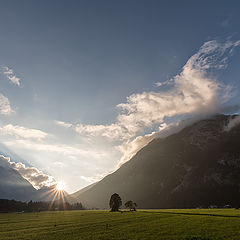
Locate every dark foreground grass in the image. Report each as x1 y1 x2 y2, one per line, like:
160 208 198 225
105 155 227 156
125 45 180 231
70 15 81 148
1 209 240 240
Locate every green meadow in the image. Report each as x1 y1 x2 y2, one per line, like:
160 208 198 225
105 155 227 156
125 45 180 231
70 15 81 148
1 209 240 240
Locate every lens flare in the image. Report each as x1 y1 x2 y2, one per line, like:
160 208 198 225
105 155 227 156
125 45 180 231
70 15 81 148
56 181 65 191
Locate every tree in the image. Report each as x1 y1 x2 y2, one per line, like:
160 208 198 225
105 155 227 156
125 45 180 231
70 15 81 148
133 202 137 211
109 193 122 212
125 200 137 211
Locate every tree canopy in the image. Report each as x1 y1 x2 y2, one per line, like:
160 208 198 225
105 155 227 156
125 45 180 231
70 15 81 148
109 193 122 212
125 200 137 211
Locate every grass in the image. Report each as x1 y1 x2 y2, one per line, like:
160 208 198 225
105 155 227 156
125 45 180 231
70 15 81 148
1 209 240 239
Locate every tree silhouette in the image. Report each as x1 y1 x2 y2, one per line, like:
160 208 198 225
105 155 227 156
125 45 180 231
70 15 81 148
125 200 137 211
109 193 122 212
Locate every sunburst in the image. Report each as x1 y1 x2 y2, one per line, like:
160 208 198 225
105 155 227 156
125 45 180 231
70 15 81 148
38 182 67 210
56 181 65 191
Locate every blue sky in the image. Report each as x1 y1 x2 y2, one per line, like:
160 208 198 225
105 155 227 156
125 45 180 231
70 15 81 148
0 0 240 193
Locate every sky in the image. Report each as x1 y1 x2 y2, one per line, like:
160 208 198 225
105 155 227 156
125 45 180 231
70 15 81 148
0 0 240 193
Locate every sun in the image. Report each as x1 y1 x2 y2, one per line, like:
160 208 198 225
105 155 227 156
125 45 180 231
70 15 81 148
56 181 65 191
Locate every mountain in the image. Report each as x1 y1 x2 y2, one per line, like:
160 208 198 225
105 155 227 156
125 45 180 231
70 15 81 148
72 115 240 209
0 144 41 201
0 155 37 201
70 182 97 202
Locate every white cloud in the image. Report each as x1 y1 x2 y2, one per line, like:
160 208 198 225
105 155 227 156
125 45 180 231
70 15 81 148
0 155 56 189
0 94 13 115
75 40 240 141
116 40 239 135
55 120 73 128
72 39 240 180
224 115 240 132
0 124 48 140
1 66 21 86
75 123 131 140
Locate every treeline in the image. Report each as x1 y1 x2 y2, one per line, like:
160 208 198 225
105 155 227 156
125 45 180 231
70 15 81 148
0 199 85 213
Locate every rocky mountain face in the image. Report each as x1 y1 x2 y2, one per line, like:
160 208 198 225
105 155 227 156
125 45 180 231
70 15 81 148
72 115 240 209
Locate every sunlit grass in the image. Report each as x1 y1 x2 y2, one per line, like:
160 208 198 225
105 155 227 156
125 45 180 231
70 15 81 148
0 209 240 239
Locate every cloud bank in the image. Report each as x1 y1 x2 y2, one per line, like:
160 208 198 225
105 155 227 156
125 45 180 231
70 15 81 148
76 40 239 142
75 39 240 166
0 155 56 189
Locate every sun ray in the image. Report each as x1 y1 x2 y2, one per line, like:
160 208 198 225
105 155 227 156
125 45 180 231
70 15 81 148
42 182 67 210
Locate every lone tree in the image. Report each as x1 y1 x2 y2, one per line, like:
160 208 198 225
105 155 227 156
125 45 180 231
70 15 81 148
109 193 122 212
125 200 137 211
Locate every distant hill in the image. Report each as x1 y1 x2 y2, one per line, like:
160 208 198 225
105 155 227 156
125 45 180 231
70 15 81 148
71 115 240 209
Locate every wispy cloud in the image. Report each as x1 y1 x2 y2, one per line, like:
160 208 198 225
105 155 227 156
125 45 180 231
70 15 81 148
55 120 72 128
0 93 13 115
0 155 56 189
4 139 108 160
0 124 48 140
1 66 21 86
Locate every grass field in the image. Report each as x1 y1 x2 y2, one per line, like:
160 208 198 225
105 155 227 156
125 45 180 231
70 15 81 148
1 209 240 240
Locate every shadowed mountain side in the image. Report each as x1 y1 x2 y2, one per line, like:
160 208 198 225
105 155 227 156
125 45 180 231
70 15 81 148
71 115 240 209
0 163 71 201
0 153 70 202
0 158 37 201
70 182 97 202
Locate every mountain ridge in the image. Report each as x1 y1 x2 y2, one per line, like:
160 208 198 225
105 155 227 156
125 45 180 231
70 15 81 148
71 114 240 209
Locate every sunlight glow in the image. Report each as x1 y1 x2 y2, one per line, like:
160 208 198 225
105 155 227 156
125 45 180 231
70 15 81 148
56 181 65 191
